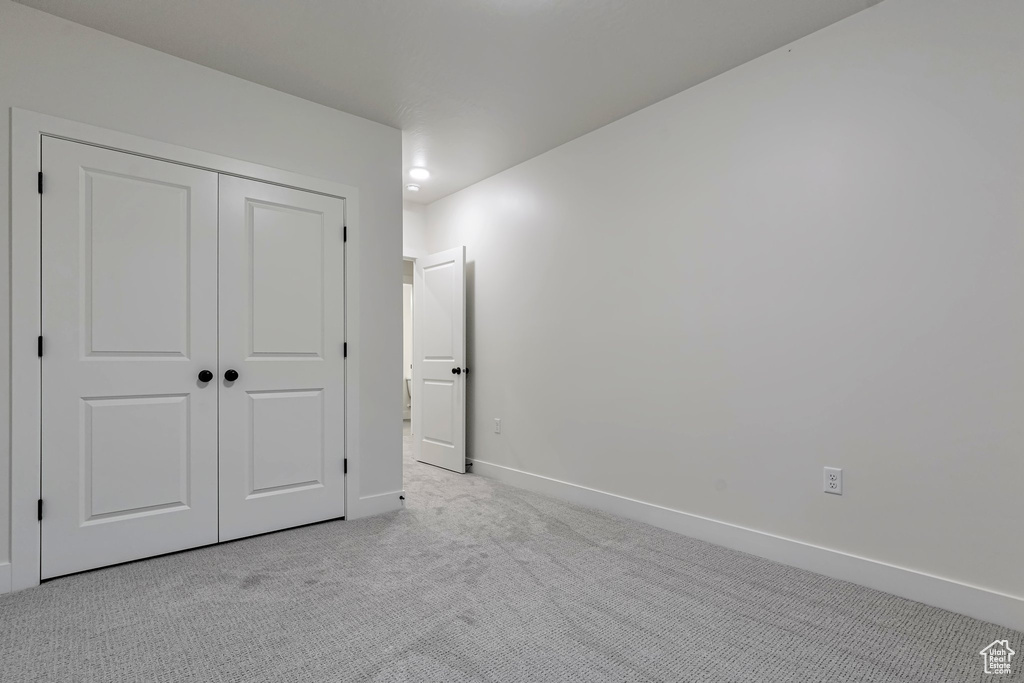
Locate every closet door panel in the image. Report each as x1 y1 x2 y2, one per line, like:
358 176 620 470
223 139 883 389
40 138 219 578
218 176 346 541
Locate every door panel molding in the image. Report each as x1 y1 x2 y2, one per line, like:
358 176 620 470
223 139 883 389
10 109 359 591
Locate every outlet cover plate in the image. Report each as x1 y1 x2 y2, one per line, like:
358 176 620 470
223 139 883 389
824 467 843 495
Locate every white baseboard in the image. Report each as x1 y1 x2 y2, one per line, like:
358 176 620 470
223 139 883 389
0 562 11 595
470 459 1024 632
349 490 405 520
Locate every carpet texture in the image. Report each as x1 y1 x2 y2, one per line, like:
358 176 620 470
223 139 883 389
1 424 1018 682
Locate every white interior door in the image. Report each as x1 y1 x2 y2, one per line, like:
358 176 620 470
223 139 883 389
218 176 347 541
413 247 467 473
41 138 219 578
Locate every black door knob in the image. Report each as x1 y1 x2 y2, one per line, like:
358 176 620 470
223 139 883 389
451 367 462 375
224 369 239 382
197 370 213 383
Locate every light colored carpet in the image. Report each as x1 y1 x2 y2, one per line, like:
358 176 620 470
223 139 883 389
0 423 1018 682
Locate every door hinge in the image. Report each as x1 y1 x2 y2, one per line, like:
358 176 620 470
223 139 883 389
37 336 43 357
38 172 43 194
343 458 348 474
343 342 348 358
37 499 43 521
343 225 347 242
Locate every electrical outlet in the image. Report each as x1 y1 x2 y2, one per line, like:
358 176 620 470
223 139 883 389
494 418 501 434
823 467 843 495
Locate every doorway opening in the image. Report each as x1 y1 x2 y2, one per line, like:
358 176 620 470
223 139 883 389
403 258 415 436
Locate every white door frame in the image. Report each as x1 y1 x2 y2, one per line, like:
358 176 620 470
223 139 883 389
10 108 360 592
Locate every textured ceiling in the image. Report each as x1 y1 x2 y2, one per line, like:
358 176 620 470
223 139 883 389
16 0 879 203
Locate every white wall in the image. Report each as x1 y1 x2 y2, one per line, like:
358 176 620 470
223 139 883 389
0 0 403 572
425 0 1024 618
403 201 429 259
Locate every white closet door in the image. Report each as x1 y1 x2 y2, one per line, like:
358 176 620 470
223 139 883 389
41 138 219 579
218 176 347 541
413 247 467 473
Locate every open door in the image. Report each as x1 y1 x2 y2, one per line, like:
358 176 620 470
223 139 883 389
413 247 467 473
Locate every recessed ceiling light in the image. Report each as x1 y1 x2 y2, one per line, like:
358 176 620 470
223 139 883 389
409 168 430 180
406 184 420 192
